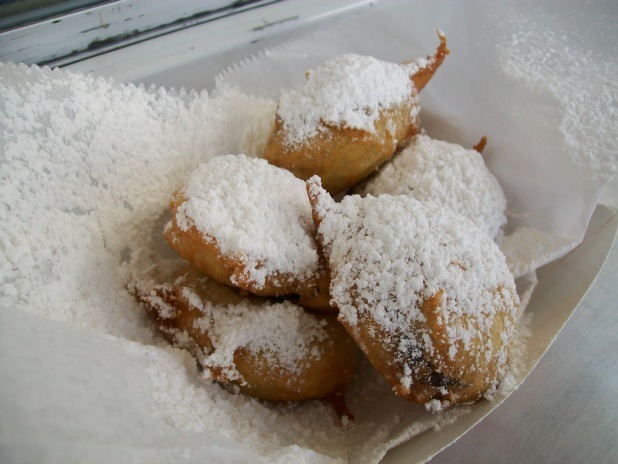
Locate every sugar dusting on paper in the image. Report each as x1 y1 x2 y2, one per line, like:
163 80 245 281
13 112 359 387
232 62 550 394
0 63 276 342
498 17 617 187
500 228 575 279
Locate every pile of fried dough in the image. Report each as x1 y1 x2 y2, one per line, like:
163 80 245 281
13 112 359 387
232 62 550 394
137 33 520 417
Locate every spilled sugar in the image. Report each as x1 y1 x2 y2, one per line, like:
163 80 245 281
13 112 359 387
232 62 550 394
500 228 575 279
0 63 276 343
498 16 617 187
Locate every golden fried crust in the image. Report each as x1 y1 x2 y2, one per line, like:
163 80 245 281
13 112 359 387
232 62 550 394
419 289 515 403
263 32 448 194
264 101 420 194
339 287 515 404
296 255 333 311
409 31 449 93
473 135 488 154
229 317 357 402
144 283 214 355
164 216 242 288
140 272 358 403
144 268 256 351
164 193 334 311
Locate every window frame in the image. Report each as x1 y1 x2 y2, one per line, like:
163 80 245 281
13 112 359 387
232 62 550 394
0 0 280 66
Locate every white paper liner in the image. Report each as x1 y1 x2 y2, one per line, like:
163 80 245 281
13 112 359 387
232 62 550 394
1 1 616 463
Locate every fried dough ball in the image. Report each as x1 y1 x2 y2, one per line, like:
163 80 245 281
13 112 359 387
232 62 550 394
139 267 358 403
263 32 448 194
306 176 519 406
352 134 507 239
164 154 333 310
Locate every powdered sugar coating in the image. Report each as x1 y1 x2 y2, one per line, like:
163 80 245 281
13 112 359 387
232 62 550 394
145 285 328 384
308 177 518 398
277 54 419 146
175 155 319 288
198 300 328 383
356 135 507 239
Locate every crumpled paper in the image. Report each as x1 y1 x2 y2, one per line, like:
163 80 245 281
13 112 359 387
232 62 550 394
1 1 616 463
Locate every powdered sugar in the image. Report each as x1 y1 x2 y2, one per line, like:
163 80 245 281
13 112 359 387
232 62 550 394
174 155 319 288
0 63 355 462
203 300 327 382
144 284 328 383
277 54 419 146
355 135 507 239
313 181 517 331
0 63 276 342
499 17 617 187
500 228 575 279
